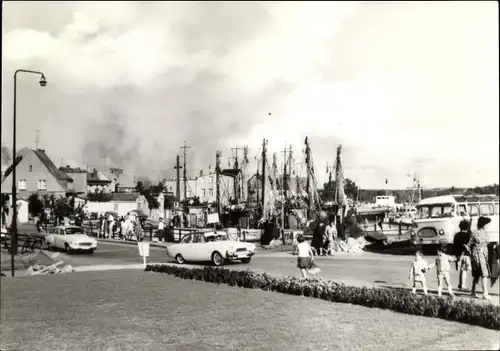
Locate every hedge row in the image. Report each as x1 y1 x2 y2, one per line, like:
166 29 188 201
145 264 500 330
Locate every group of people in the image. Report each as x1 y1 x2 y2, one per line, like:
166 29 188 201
309 212 341 256
98 213 143 241
409 216 499 300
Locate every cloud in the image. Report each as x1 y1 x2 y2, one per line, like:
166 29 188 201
1 1 498 189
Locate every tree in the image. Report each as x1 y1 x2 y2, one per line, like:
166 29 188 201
135 181 144 193
28 193 44 217
344 178 358 200
54 197 71 218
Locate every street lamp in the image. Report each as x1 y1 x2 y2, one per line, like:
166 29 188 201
11 69 47 277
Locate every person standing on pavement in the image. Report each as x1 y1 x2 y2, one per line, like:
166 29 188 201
453 220 472 290
466 216 492 300
158 218 165 242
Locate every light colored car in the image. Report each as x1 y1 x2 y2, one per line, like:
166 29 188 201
45 225 98 254
166 231 256 266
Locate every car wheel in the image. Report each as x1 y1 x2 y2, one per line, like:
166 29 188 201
211 251 224 266
241 257 251 264
88 249 95 254
65 244 72 255
175 254 185 264
46 242 53 251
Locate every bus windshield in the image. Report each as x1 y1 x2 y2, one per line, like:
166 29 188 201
416 203 455 219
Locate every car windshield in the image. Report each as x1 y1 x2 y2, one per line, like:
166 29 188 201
204 234 228 242
65 227 85 234
416 204 455 219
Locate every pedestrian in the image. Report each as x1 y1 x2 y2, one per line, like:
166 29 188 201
408 250 429 295
429 246 456 298
453 220 472 290
325 216 337 256
465 216 492 300
488 241 499 288
296 234 314 278
158 218 165 242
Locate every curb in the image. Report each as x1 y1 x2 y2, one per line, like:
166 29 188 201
96 238 169 249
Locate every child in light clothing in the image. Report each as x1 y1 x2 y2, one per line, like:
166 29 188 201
429 246 456 297
296 235 314 278
408 250 429 295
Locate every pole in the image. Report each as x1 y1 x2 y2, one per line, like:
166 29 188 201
216 151 221 214
174 155 182 203
261 139 267 219
180 141 191 211
11 73 17 277
10 69 46 277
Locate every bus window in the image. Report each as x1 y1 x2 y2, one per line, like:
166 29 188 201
430 206 442 218
443 205 454 217
468 204 480 217
480 203 495 216
495 203 499 215
417 206 429 219
457 204 467 216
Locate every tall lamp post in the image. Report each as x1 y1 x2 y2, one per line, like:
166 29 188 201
11 69 47 277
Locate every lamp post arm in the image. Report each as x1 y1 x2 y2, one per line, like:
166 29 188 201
14 69 45 77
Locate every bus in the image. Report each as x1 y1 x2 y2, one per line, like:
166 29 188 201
411 194 499 246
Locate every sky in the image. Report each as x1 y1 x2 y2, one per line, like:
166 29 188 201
1 1 498 189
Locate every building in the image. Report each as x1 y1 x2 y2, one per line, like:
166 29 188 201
86 169 113 194
196 172 216 203
1 148 74 197
164 176 197 201
59 166 88 194
99 168 136 193
83 192 150 217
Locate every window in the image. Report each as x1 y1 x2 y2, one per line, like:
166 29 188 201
202 189 206 197
468 204 480 216
29 165 33 172
479 203 495 216
209 189 214 197
18 179 27 190
495 203 499 215
192 234 205 243
181 235 193 244
457 204 467 216
208 177 213 184
430 206 442 218
67 182 73 190
38 179 47 190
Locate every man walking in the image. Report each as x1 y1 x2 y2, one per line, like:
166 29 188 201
158 218 165 242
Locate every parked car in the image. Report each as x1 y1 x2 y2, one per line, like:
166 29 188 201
45 225 98 254
128 209 148 221
166 231 256 266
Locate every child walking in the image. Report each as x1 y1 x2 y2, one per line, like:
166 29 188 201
296 234 315 278
409 250 429 295
429 246 456 298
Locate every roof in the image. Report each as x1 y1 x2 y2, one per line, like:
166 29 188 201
87 170 111 183
110 192 141 202
59 166 87 174
418 194 499 205
2 149 73 187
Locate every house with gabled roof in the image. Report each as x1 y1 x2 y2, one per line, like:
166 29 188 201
1 148 74 197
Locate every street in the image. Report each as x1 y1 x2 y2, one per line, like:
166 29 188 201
14 239 495 306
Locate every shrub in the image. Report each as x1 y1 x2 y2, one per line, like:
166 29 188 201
145 264 500 331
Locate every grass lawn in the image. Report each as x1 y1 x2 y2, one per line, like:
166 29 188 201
1 270 498 351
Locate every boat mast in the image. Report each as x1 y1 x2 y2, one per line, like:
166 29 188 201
261 138 267 219
305 137 313 219
242 147 249 201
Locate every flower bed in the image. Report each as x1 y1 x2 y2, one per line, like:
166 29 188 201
145 264 500 330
